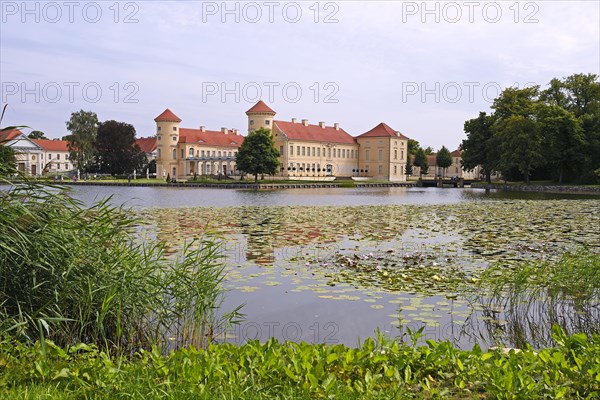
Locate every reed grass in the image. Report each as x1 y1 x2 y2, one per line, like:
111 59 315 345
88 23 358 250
0 182 242 355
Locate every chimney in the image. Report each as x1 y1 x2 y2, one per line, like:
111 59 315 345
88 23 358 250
319 121 326 128
334 123 340 130
291 118 297 123
233 129 239 135
200 126 206 132
221 127 228 134
302 119 308 126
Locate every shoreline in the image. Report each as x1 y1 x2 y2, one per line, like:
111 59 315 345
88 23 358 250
471 182 600 195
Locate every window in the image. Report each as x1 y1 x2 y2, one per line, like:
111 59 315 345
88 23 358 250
394 150 397 160
157 135 162 141
201 150 205 157
401 150 404 160
172 136 177 141
189 148 194 156
229 151 232 157
328 148 331 158
297 147 300 156
173 126 177 131
265 120 270 125
378 165 383 174
302 147 305 156
312 147 315 157
158 126 162 132
365 150 370 160
394 165 397 175
49 154 52 160
332 148 336 158
57 164 61 170
173 149 177 160
250 120 254 125
280 145 284 154
180 149 184 158
379 149 383 161
290 146 294 155
64 163 68 170
317 148 320 157
212 151 215 157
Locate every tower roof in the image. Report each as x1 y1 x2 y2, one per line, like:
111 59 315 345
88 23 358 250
154 108 182 123
246 100 276 115
357 122 409 139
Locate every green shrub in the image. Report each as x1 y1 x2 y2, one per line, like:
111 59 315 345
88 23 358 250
0 183 242 355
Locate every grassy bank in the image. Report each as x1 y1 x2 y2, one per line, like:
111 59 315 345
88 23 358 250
2 327 599 399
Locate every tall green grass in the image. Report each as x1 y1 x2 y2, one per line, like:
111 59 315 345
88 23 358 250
0 182 242 354
478 249 600 349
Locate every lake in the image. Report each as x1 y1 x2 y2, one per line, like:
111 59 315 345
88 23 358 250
49 185 600 348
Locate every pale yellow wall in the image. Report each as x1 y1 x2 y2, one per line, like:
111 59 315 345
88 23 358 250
273 125 358 178
356 137 408 181
155 120 180 180
247 112 274 132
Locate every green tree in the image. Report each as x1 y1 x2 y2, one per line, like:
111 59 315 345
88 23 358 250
66 110 98 172
235 127 279 183
461 112 498 183
96 120 146 176
538 104 584 183
413 147 428 178
405 139 420 177
492 87 543 184
495 115 542 184
28 130 47 140
423 146 434 155
436 146 452 179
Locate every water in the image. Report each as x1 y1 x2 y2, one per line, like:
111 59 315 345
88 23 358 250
58 185 599 208
6 184 598 348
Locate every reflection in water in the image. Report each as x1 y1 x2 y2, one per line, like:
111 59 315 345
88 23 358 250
80 186 600 348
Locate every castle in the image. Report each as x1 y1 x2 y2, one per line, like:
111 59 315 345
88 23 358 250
155 100 410 181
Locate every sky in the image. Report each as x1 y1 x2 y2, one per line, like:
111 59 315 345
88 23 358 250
1 0 599 151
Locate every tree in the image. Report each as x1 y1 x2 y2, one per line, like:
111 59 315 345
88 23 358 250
405 139 420 177
436 146 452 179
28 131 47 140
495 115 542 184
413 148 428 178
423 146 434 155
492 87 543 184
537 104 584 183
235 127 279 183
96 120 146 176
461 112 498 183
66 110 98 172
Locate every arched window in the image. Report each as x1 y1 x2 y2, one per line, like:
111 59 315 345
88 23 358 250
189 148 194 156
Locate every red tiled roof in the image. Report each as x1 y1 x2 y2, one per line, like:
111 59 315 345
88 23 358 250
154 109 182 122
32 139 69 152
274 120 356 144
451 149 461 157
136 137 157 153
0 128 23 142
179 128 244 147
246 100 276 115
358 122 409 139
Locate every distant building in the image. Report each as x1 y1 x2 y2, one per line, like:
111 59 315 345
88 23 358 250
0 129 74 176
136 137 158 164
155 100 411 181
411 149 481 180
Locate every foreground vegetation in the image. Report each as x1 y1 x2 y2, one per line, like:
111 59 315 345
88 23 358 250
2 326 599 399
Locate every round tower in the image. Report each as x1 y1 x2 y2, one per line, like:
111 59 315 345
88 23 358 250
154 108 182 180
246 100 276 133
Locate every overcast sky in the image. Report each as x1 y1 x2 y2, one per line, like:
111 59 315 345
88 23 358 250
1 0 598 150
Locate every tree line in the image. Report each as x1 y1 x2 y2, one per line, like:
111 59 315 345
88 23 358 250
63 110 149 176
461 73 600 184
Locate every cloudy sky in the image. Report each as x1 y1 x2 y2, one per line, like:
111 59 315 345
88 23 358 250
1 0 598 150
